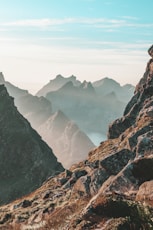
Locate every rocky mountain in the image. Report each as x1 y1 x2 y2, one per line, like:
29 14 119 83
0 73 52 129
0 46 152 229
46 79 127 141
36 74 134 144
0 85 64 206
0 72 28 98
93 77 134 102
15 94 53 129
93 77 121 94
0 76 94 168
36 74 81 97
38 110 94 168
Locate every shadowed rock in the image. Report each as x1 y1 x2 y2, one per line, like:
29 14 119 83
0 85 64 205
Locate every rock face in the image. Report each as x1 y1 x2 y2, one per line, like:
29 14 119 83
107 54 153 140
0 46 152 229
0 85 64 205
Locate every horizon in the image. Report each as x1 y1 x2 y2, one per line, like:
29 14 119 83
0 0 152 94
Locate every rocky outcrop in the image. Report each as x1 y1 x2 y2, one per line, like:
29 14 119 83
0 85 64 205
108 48 153 139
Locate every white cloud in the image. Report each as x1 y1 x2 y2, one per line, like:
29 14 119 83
1 17 152 31
0 17 127 28
0 18 75 28
120 16 139 20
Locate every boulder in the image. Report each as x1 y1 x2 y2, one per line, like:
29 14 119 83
136 180 153 206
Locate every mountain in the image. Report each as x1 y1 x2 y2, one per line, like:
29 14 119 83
0 72 28 98
15 94 52 129
93 77 121 94
15 93 95 168
0 76 94 167
46 79 127 139
36 74 81 97
0 46 152 229
38 110 95 168
36 75 134 144
0 85 64 206
93 77 135 102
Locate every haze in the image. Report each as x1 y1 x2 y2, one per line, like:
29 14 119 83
0 0 152 93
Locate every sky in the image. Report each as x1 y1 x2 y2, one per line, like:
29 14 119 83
0 0 152 94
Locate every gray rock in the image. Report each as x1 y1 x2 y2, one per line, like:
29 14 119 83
100 149 135 175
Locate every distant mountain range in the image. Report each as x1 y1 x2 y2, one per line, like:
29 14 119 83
0 73 94 168
36 74 134 142
0 72 134 167
36 74 81 97
36 74 134 103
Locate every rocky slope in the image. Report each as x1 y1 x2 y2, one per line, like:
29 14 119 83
0 46 152 229
0 85 64 206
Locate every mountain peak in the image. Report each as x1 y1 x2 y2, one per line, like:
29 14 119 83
134 44 153 94
0 72 5 84
93 77 120 88
55 74 64 80
69 74 77 80
36 75 81 97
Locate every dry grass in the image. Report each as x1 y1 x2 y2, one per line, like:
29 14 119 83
37 196 90 230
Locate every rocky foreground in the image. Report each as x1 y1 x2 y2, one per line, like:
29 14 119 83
0 47 153 229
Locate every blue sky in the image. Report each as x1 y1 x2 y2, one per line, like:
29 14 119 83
0 0 152 93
